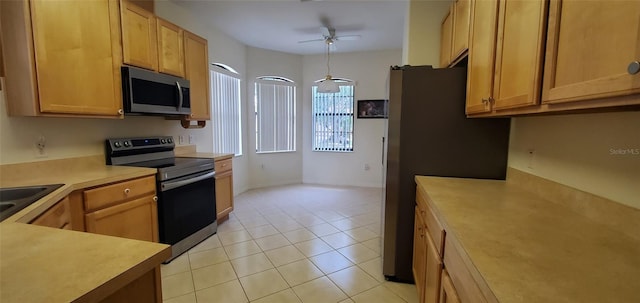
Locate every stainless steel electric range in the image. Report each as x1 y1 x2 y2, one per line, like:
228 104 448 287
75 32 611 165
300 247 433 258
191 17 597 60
106 136 217 262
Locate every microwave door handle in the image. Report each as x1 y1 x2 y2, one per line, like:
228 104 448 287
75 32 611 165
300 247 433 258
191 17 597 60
176 81 184 111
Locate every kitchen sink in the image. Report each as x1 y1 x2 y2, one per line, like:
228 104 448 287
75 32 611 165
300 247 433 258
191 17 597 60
0 184 64 222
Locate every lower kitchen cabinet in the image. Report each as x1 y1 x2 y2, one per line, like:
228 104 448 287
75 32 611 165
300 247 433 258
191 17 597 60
31 196 72 230
215 158 234 223
439 270 461 303
101 268 162 303
413 207 427 302
414 191 445 303
83 176 159 242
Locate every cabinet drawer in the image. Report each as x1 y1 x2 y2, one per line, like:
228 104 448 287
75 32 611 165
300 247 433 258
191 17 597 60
84 176 156 212
31 197 71 229
215 158 232 174
417 187 445 257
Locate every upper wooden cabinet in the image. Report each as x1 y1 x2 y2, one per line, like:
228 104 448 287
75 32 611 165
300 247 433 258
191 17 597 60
542 0 640 104
183 31 211 121
121 0 158 71
464 0 640 117
451 0 470 61
492 0 548 110
440 9 453 68
157 18 185 78
1 0 123 117
465 0 499 115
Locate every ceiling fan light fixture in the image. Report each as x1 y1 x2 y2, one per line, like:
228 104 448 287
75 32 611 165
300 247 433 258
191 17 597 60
318 76 341 93
318 39 340 94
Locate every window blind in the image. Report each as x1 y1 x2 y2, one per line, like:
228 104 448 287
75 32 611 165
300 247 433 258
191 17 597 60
210 66 242 156
255 79 296 153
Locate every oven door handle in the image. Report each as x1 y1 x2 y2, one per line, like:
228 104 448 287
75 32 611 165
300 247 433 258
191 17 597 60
160 171 215 192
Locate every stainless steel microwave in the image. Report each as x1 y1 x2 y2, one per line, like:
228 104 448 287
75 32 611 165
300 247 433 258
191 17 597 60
122 66 191 116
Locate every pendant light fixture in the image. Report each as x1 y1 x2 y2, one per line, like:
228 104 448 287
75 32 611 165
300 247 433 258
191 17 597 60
317 39 341 93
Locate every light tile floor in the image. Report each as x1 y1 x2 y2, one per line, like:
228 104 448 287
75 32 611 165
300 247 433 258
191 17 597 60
161 184 419 303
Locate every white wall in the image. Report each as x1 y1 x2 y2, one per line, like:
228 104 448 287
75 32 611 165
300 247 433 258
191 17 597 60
403 0 451 66
302 50 402 188
245 47 304 188
509 111 640 209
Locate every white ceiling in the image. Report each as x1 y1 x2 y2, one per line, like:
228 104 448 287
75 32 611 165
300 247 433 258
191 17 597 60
174 0 410 55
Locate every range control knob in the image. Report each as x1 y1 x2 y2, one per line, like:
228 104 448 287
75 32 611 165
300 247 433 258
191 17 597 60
114 141 121 148
161 139 167 144
123 141 131 147
168 138 173 144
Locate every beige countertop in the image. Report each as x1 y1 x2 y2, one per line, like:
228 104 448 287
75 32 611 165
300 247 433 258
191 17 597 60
0 155 169 301
0 155 157 223
415 176 640 302
0 223 170 302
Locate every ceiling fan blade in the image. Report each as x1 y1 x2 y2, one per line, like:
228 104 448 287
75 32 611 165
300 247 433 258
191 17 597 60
298 38 326 44
335 35 361 41
320 26 334 38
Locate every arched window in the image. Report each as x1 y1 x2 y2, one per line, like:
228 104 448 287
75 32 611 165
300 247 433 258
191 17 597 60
312 79 355 152
254 76 296 153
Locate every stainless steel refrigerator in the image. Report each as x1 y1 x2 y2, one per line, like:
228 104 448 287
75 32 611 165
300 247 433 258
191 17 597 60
382 65 510 282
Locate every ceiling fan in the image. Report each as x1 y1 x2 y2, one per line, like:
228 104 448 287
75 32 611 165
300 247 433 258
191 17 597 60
298 26 361 48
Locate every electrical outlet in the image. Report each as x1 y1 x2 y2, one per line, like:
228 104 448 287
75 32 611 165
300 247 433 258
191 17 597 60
527 149 535 169
188 135 195 144
178 135 185 144
364 163 370 171
35 135 47 158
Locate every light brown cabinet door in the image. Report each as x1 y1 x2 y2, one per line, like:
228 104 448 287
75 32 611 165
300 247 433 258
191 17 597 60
31 197 71 230
183 31 211 120
542 0 640 104
30 0 123 116
215 170 234 220
492 0 547 110
413 208 427 303
85 195 159 242
451 0 470 61
157 18 184 77
440 9 453 68
466 0 498 115
121 0 158 71
439 270 461 303
424 231 443 303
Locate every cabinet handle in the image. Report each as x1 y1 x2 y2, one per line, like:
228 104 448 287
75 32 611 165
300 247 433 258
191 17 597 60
124 188 131 195
482 97 495 105
117 109 124 115
152 196 158 202
629 61 640 75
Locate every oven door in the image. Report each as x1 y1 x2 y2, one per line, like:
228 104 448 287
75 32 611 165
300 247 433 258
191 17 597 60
157 170 216 245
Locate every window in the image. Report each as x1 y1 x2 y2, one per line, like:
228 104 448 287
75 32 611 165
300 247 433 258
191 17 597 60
255 77 296 153
312 81 355 152
210 63 242 156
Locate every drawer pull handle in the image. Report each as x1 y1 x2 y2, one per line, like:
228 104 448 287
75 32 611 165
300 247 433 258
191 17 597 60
124 188 131 195
628 61 640 75
152 196 158 202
